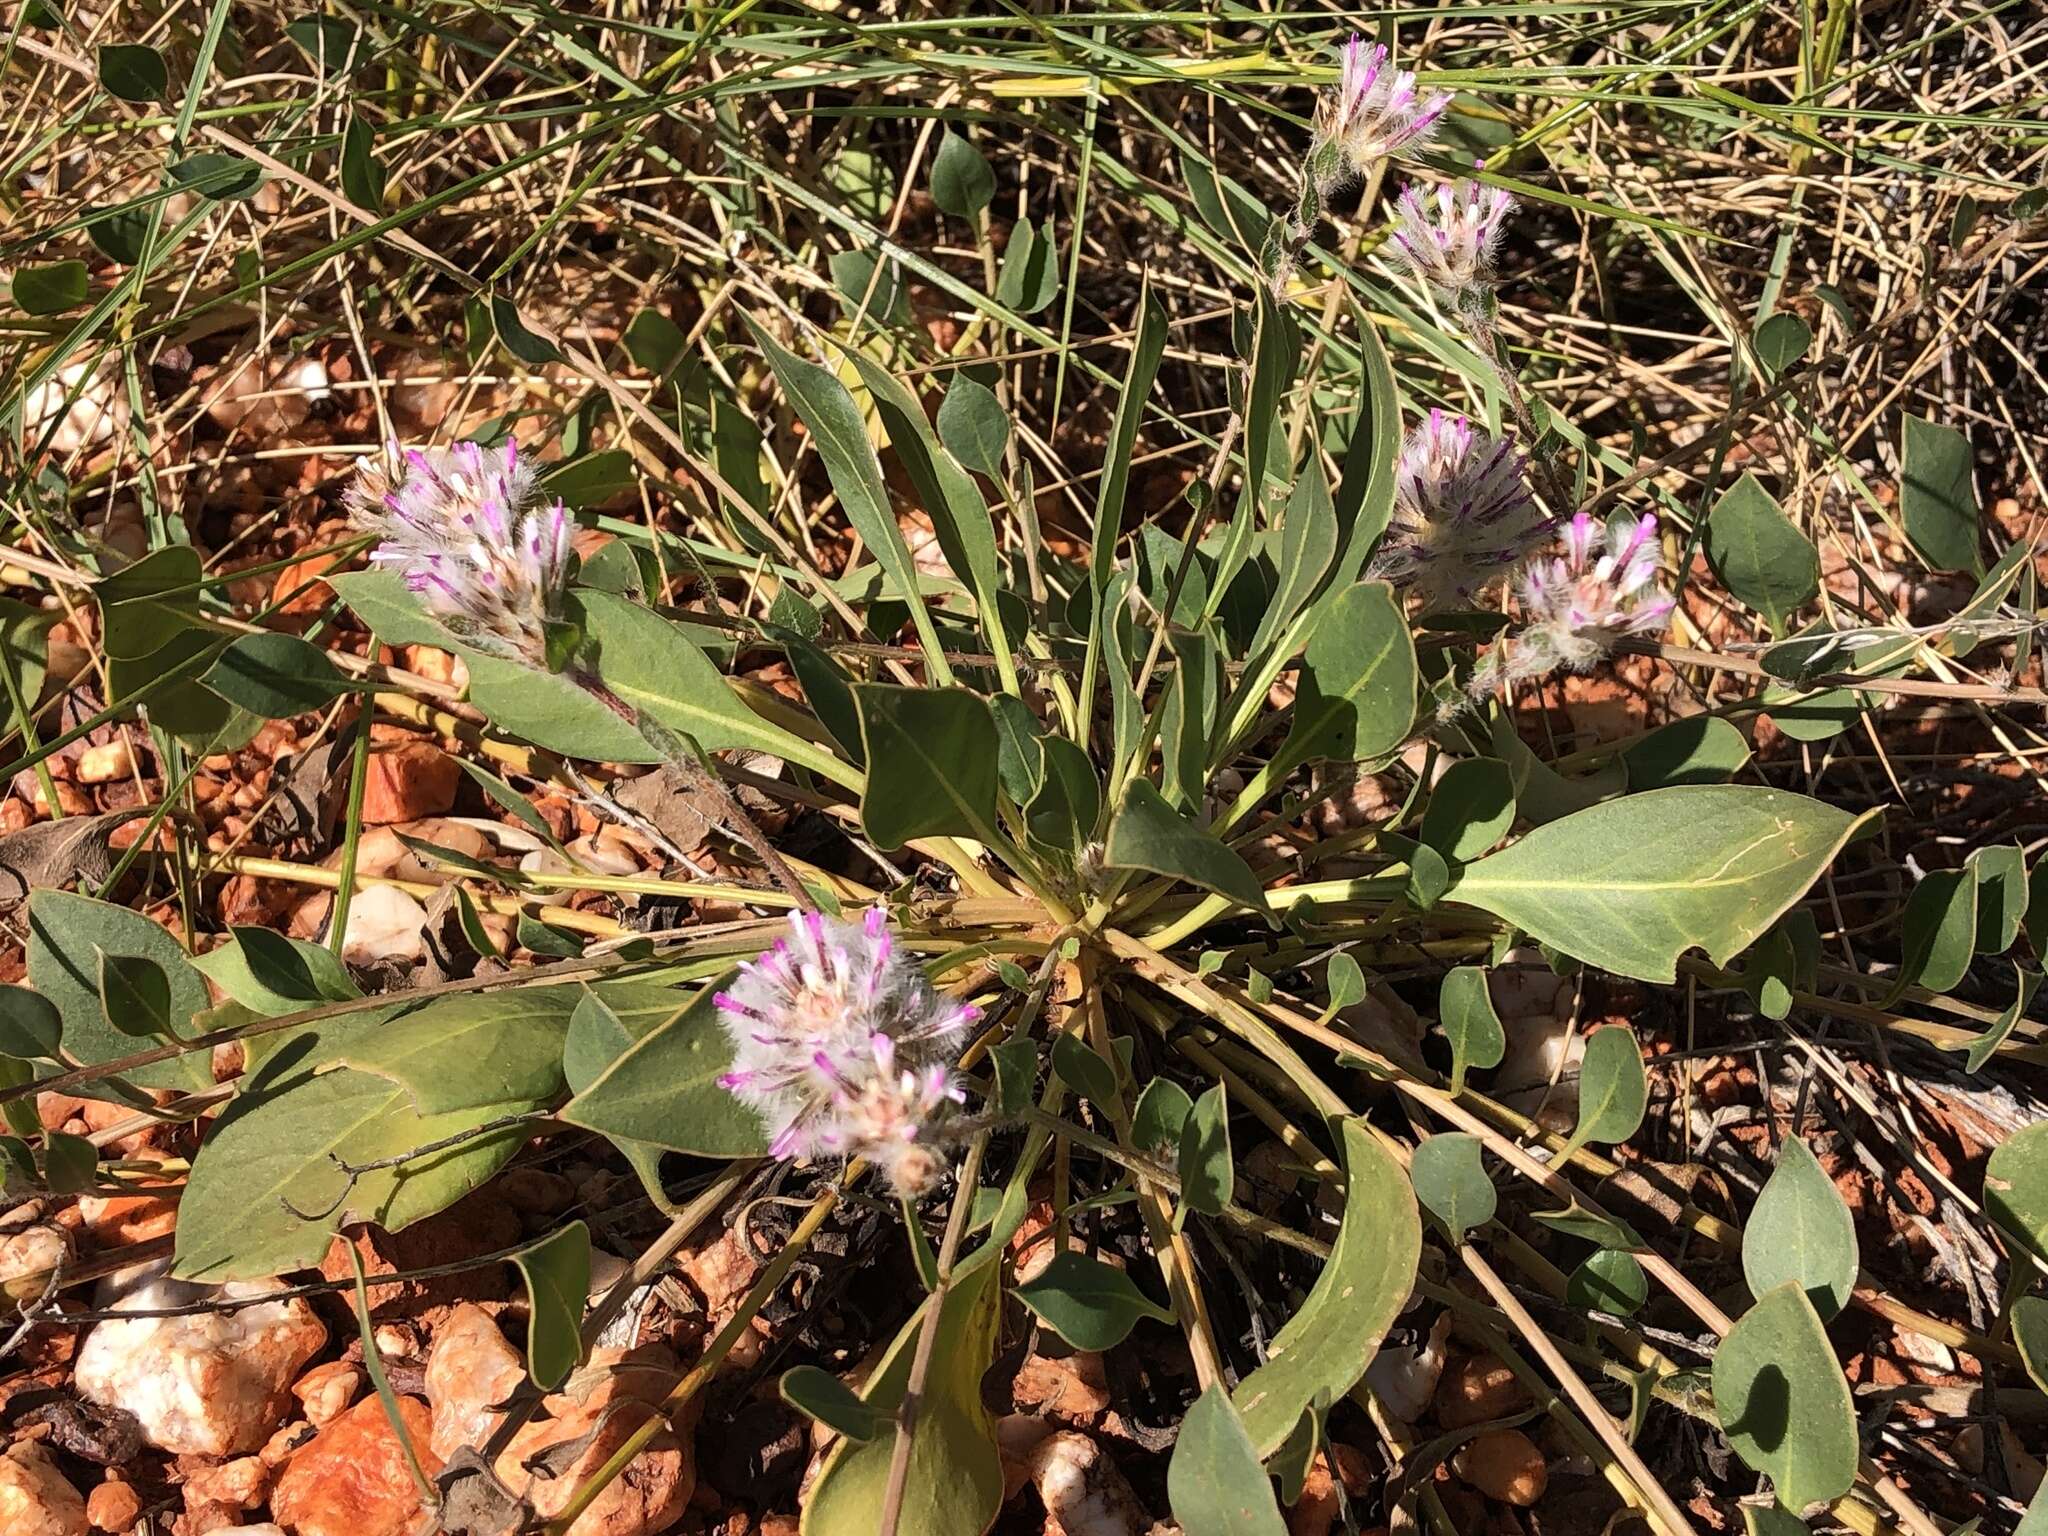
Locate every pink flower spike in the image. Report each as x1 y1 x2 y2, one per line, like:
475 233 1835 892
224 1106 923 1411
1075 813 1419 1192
1314 33 1450 184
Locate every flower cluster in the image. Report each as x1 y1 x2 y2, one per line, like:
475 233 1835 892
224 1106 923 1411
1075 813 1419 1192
1370 410 1549 614
715 907 977 1196
1313 38 1451 187
1390 179 1515 306
349 439 573 666
1469 512 1676 695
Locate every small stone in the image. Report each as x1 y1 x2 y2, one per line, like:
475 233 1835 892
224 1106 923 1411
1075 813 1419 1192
1452 1427 1547 1506
318 1198 519 1325
340 884 429 968
495 1345 694 1536
183 1456 268 1510
75 740 140 784
260 1422 318 1467
0 1442 88 1536
1434 1352 1529 1431
74 1276 328 1455
85 1480 140 1532
425 1303 525 1459
0 1222 69 1297
294 1361 364 1426
359 742 459 825
78 1163 181 1245
269 1395 443 1536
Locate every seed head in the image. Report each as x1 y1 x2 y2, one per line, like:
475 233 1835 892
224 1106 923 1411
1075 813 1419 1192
715 908 976 1196
1313 37 1451 186
1369 410 1549 613
1391 180 1515 302
349 439 572 665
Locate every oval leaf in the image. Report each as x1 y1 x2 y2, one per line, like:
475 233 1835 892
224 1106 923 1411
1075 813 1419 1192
1557 1026 1646 1162
1986 1120 2048 1263
1409 1132 1495 1239
1437 966 1506 1095
1014 1252 1172 1350
1712 1281 1858 1514
1743 1135 1857 1321
512 1221 589 1388
1106 780 1271 919
853 685 1000 849
1706 474 1819 635
1171 1385 1287 1536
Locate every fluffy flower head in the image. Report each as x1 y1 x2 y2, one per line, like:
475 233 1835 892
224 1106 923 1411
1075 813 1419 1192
1391 180 1515 301
715 908 977 1195
1517 512 1675 663
1314 37 1450 185
349 439 572 665
1369 410 1548 612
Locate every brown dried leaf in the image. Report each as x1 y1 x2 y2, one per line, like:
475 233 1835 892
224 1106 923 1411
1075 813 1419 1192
0 808 146 908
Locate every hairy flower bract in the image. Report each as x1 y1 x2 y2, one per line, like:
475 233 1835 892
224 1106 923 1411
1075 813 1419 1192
1470 512 1677 696
1313 37 1450 185
1391 179 1515 303
1370 410 1549 613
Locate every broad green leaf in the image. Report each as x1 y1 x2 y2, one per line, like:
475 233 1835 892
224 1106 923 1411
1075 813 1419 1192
336 984 579 1114
558 983 765 1157
1210 291 1299 606
929 129 995 220
511 1221 589 1388
1233 1121 1421 1455
750 322 951 681
1743 1504 1811 1536
2013 1296 2048 1395
1558 1027 1646 1163
1088 288 1166 605
490 293 563 364
87 203 151 264
1743 925 1798 1021
1567 1248 1648 1316
1105 781 1270 918
1159 628 1220 809
1754 312 1812 375
1170 1385 1286 1536
936 375 1009 478
1622 717 1752 788
1705 475 1819 635
1743 1136 1857 1321
99 952 175 1040
1270 1399 1323 1506
853 685 1000 849
1448 786 1872 983
1532 1200 1644 1251
989 1039 1038 1117
168 152 263 201
990 694 1044 806
203 632 354 717
1276 582 1415 772
1050 1034 1119 1110
1132 1079 1194 1153
1986 1120 2048 1263
1437 966 1506 1095
1958 964 2041 1073
286 15 359 68
173 1065 538 1281
1968 844 2028 954
1329 312 1401 585
1015 1252 1172 1350
1712 1282 1858 1514
1897 868 1977 996
994 217 1058 314
1420 758 1516 862
801 1259 1002 1536
781 1365 888 1443
1177 1083 1233 1218
1409 1132 1494 1239
98 43 167 101
1899 414 1983 575
28 890 213 1092
341 114 382 213
1025 738 1100 862
2030 858 2048 957
543 449 634 509
192 927 360 1015
559 988 678 1208
1248 453 1339 659
1325 953 1367 1010
0 985 63 1060
2021 1483 2048 1536
12 261 88 315
830 249 907 323
44 1132 97 1193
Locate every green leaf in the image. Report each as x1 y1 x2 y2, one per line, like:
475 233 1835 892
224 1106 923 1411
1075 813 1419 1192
1409 1132 1494 1239
1025 738 1101 862
1270 1400 1323 1506
28 891 213 1092
491 293 563 365
1420 758 1516 862
1050 1034 1118 1110
781 1365 888 1443
990 695 1044 806
1169 1385 1287 1536
511 1222 589 1388
1958 964 2040 1073
2013 1295 2048 1396
989 1039 1037 1117
1899 415 1982 575
12 261 88 315
936 375 1010 479
1088 288 1166 605
1744 1135 1858 1321
556 988 675 1207
1276 582 1416 772
1712 1281 1858 1515
1448 786 1872 983
1567 1248 1648 1316
1132 1079 1194 1153
286 16 360 69
1557 1027 1646 1163
1743 926 1798 1021
192 927 361 1014
1754 313 1812 375
1437 966 1506 1095
1177 1083 1233 1218
929 129 996 220
1986 1120 2048 1263
1622 717 1752 789
1159 629 1221 810
0 985 63 1060
1968 844 2028 954
2030 858 2048 958
174 1065 538 1281
1532 1200 1644 1251
1706 475 1819 635
1249 454 1339 659
98 42 167 101
341 114 383 213
1105 780 1270 918
1015 1252 1172 1350
168 152 263 201
852 685 1000 849
801 1259 1002 1536
558 984 769 1158
1897 868 1977 995
1329 314 1402 584
830 249 907 323
203 632 354 717
994 218 1059 314
44 1131 98 1194
823 147 894 219
1233 1121 1421 1455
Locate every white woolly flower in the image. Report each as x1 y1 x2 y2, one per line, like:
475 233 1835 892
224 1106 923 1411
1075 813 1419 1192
1391 180 1515 302
1369 410 1548 613
1313 36 1451 186
349 439 573 665
1469 513 1676 697
715 908 976 1195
